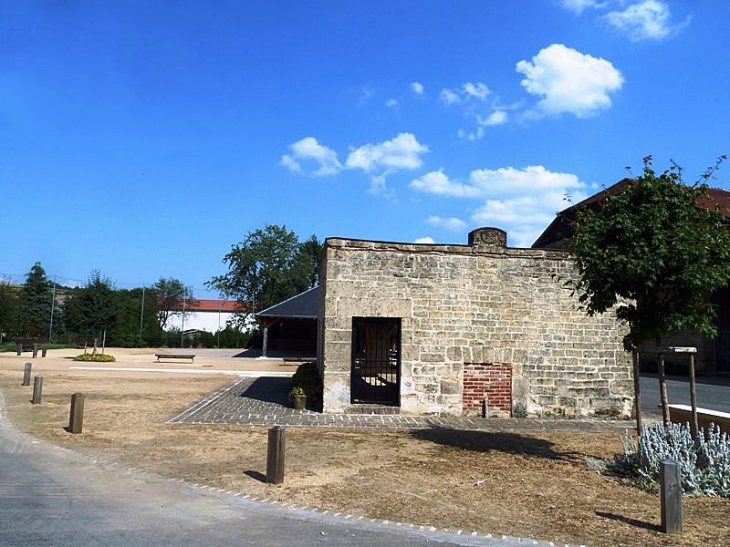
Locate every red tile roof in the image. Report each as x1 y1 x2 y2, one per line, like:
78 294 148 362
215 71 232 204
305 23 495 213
167 299 249 312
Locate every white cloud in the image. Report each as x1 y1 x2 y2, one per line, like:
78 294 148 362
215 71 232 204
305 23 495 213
457 128 484 142
414 236 435 244
427 216 468 232
411 165 583 199
439 88 461 105
282 133 428 195
346 133 428 173
385 98 399 110
440 81 490 105
463 82 490 101
411 169 481 198
411 82 424 95
516 44 624 118
604 0 688 42
345 133 429 194
480 111 508 126
411 165 588 247
559 0 605 14
280 137 342 176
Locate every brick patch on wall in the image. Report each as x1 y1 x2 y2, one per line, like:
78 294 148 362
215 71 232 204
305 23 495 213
463 363 512 416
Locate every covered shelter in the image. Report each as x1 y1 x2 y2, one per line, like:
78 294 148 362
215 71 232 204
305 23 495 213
256 287 319 358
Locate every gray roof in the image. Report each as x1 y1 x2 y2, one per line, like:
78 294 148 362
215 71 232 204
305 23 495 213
256 286 319 319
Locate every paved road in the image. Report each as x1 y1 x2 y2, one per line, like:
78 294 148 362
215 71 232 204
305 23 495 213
0 392 554 547
639 374 730 415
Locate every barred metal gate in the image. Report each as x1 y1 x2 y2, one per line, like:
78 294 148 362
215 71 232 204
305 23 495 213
351 318 400 406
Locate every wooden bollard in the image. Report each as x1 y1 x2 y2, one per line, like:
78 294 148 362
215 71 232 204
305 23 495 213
660 459 683 534
68 393 85 434
31 375 43 405
42 347 48 358
22 362 32 386
266 426 286 484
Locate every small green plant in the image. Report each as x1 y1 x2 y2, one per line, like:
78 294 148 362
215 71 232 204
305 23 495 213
73 353 116 362
290 361 322 398
618 422 730 497
289 386 306 399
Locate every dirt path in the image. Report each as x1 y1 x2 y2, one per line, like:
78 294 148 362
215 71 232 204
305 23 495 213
1 348 728 547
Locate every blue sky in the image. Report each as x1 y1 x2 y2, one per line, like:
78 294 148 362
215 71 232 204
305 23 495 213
2 0 729 298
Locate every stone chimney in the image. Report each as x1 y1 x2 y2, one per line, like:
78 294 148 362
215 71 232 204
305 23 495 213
468 227 507 249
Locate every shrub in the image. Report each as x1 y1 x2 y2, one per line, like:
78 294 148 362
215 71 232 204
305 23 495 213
291 361 322 398
620 422 730 497
73 353 116 362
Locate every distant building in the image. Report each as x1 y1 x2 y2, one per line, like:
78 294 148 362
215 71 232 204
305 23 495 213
166 299 245 333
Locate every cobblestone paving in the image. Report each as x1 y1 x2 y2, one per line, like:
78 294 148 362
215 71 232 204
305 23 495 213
168 376 651 432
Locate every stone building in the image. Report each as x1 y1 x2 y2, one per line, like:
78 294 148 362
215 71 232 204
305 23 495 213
317 228 634 418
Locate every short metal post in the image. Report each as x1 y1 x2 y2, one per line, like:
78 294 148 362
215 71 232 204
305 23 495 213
660 460 682 534
42 347 48 358
68 393 85 434
16 342 22 356
22 362 32 386
32 344 38 358
31 375 43 405
266 426 286 484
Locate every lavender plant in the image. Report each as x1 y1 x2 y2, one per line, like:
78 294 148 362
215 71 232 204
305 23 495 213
620 422 730 497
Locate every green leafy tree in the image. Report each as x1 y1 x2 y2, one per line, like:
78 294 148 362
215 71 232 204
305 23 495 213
207 225 321 314
292 234 324 289
570 157 730 351
152 277 196 330
17 263 53 339
62 271 117 346
0 282 20 341
109 288 162 347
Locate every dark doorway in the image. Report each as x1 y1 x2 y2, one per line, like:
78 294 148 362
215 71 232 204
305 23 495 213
351 318 401 406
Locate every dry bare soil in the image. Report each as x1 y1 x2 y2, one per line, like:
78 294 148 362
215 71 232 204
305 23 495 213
1 349 727 547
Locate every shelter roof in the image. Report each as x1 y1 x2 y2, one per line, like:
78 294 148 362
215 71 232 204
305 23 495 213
256 287 319 319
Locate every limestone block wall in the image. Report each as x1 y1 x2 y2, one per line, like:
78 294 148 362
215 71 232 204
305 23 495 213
318 228 634 417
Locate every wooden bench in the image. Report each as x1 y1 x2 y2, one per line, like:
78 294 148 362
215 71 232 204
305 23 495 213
155 353 196 363
666 403 730 435
15 339 46 357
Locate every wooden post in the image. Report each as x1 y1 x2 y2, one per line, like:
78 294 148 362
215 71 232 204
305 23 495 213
31 375 43 405
22 362 32 386
32 344 38 358
266 426 286 484
657 353 671 426
660 460 683 534
632 351 643 435
68 393 85 434
688 353 699 439
41 347 47 358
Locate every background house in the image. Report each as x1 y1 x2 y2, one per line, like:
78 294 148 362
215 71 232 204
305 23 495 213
166 299 243 333
532 179 730 375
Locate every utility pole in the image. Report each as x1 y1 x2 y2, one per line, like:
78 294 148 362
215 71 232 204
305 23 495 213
48 281 56 343
139 287 146 337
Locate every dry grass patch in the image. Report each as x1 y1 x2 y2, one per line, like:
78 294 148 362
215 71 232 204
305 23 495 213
0 365 728 547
